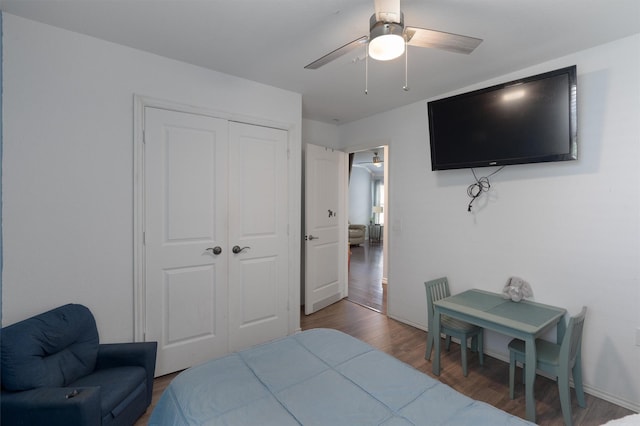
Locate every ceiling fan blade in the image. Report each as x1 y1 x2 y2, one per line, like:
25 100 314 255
405 27 482 54
304 35 368 69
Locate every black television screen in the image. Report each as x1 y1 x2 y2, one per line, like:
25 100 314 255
428 65 577 170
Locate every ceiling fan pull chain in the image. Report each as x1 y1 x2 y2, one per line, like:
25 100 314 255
365 43 369 95
403 38 409 91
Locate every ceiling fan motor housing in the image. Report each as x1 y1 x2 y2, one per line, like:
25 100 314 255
368 12 405 60
369 12 404 38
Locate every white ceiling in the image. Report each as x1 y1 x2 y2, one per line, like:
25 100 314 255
2 0 639 124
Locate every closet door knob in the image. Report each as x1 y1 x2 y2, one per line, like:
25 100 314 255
206 247 222 255
232 245 250 254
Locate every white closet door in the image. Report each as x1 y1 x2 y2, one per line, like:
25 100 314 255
227 122 290 352
144 107 229 376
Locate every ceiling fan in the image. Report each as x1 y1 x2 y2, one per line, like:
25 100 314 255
359 151 384 168
304 0 482 70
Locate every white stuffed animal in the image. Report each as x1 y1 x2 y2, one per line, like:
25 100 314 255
502 276 533 302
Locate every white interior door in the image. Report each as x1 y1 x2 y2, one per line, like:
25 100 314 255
144 107 229 376
227 122 290 351
304 144 347 315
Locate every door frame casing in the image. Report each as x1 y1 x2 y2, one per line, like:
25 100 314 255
133 95 301 342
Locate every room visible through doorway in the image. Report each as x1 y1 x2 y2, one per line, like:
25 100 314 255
347 147 388 313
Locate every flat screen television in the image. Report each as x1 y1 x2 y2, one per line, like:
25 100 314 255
427 65 577 171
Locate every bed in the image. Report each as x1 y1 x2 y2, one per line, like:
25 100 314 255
149 328 533 425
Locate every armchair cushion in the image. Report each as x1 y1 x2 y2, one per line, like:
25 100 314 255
1 304 99 391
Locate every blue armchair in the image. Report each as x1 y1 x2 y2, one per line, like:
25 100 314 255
1 304 157 426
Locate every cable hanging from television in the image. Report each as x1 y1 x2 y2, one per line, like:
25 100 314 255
467 166 505 212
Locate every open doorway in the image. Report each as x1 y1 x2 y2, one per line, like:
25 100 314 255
347 147 388 313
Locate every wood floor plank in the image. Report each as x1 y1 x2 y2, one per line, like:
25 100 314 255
347 243 384 313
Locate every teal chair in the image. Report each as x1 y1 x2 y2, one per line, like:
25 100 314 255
508 306 587 426
424 277 484 377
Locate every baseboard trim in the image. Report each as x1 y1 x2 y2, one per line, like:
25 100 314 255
485 349 640 413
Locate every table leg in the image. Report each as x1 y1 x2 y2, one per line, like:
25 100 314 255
432 306 441 375
524 335 537 423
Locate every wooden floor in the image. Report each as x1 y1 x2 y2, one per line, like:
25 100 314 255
348 241 385 313
137 244 635 425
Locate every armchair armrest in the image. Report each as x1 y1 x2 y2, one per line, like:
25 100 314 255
96 342 157 370
96 342 158 406
1 386 101 426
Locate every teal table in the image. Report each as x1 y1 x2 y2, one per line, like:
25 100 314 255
432 289 566 423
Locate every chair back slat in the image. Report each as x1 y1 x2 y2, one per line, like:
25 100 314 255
560 306 587 368
424 277 451 319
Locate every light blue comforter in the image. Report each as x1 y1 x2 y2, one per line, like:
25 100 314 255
149 328 532 425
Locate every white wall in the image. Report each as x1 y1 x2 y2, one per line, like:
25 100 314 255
338 34 640 411
2 14 302 341
302 118 340 150
348 167 372 227
349 167 372 225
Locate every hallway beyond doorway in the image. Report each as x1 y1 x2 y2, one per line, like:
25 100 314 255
348 242 385 313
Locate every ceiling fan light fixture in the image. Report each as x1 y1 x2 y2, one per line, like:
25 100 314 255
372 152 382 167
368 14 405 61
369 33 405 60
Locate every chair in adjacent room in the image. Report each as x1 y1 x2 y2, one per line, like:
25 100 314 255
424 277 484 377
348 223 366 246
508 306 588 426
1 303 158 426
